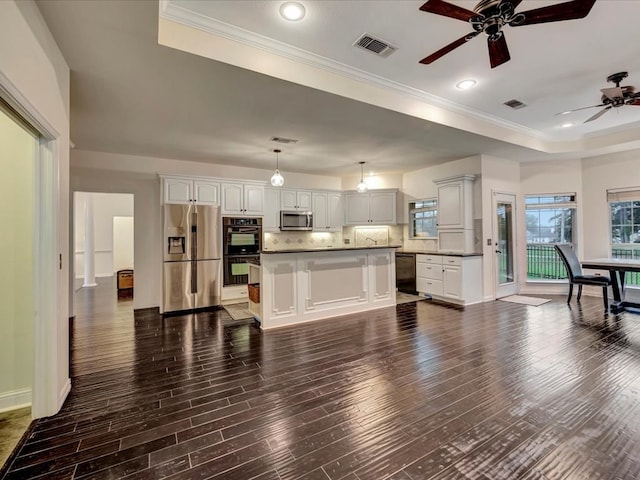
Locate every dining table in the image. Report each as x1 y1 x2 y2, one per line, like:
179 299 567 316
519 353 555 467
581 257 640 313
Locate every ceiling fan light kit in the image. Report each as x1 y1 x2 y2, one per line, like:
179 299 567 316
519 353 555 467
557 71 640 123
419 0 597 68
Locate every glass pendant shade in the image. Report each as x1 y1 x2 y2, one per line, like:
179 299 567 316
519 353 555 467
271 169 284 187
356 161 368 192
270 149 285 187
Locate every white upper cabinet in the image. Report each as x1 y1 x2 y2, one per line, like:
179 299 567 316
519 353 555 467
344 190 397 225
434 175 475 230
263 188 281 231
312 192 343 231
434 174 476 253
281 189 312 211
221 182 264 216
162 176 220 205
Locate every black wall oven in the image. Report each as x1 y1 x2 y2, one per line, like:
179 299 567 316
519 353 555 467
222 217 262 286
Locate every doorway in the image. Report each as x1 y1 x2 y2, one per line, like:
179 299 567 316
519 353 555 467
0 104 38 467
493 192 518 298
73 192 134 311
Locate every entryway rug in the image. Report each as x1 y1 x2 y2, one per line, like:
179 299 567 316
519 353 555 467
498 295 550 306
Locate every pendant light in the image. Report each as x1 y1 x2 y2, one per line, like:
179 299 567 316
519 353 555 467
356 161 368 193
270 149 285 187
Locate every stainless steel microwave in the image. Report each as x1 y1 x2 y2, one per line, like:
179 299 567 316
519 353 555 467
280 210 313 231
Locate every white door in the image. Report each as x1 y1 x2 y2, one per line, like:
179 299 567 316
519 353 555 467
221 182 244 215
493 192 518 298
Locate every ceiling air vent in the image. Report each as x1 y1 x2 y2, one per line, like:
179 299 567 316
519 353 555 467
504 99 527 110
353 33 397 58
270 136 299 144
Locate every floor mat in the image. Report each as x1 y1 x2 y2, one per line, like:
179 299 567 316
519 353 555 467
223 302 255 321
498 295 550 306
396 292 426 304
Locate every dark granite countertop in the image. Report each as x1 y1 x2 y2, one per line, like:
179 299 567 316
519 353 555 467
395 250 483 257
261 245 401 254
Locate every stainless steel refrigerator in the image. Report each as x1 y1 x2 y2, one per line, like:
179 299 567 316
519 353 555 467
163 204 221 313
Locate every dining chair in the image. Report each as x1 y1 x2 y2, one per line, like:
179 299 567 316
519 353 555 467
554 243 611 312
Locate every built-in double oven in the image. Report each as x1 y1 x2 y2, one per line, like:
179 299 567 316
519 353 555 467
222 217 262 286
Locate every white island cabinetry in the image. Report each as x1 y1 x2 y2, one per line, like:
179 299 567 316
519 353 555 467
254 247 396 329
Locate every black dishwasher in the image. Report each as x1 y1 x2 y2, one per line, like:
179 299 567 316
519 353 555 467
395 252 417 295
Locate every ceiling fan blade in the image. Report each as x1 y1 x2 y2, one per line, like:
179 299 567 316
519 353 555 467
601 86 623 100
627 99 640 106
488 34 510 69
419 0 477 22
513 0 596 26
419 32 479 64
554 103 605 115
585 106 611 123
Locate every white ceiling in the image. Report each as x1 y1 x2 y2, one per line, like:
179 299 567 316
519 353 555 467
36 0 640 176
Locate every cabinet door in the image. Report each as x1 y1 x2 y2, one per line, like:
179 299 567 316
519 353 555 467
163 177 192 204
344 193 370 225
263 188 280 231
280 189 298 210
221 182 244 215
297 191 312 210
312 193 328 231
369 192 396 224
193 180 220 205
243 184 264 216
437 182 463 228
326 193 343 231
442 265 463 300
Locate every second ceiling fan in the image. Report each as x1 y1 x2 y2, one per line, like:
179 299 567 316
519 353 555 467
419 0 597 69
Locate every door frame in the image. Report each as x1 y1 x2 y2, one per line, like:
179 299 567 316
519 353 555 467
492 191 518 299
1 72 63 418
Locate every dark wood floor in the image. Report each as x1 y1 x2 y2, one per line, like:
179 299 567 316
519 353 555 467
3 280 640 480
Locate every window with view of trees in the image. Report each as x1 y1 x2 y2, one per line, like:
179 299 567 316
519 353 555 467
525 194 577 281
409 199 437 238
608 188 640 286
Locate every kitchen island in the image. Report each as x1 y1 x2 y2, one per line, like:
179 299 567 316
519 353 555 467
250 246 398 329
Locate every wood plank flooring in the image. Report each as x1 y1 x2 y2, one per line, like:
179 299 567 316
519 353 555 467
3 279 640 479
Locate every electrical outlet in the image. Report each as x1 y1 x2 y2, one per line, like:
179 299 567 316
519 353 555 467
344 238 351 244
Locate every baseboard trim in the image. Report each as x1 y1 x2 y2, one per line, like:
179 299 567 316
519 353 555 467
0 388 32 413
58 378 71 411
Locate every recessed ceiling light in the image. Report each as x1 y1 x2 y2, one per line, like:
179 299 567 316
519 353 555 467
561 122 574 128
455 79 476 90
279 2 305 21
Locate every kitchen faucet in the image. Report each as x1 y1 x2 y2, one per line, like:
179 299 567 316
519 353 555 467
365 236 377 246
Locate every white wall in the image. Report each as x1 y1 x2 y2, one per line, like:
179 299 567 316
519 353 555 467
582 150 640 259
113 217 134 272
0 110 35 411
74 192 134 278
0 0 71 417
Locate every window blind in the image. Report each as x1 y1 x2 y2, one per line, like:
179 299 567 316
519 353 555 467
607 188 640 202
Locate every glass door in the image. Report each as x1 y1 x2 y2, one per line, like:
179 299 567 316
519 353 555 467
494 192 518 298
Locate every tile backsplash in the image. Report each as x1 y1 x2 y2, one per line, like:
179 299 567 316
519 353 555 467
263 231 342 250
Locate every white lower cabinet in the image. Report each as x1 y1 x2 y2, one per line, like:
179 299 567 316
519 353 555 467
416 254 482 305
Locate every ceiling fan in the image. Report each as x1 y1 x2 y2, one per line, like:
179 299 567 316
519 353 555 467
558 72 640 123
419 0 597 69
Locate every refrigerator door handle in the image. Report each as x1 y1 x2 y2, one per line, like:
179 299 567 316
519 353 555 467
191 260 198 294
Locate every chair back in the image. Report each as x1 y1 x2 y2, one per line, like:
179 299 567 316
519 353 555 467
554 243 582 281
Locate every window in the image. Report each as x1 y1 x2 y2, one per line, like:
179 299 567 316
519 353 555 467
409 199 437 238
608 188 640 286
525 194 577 281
